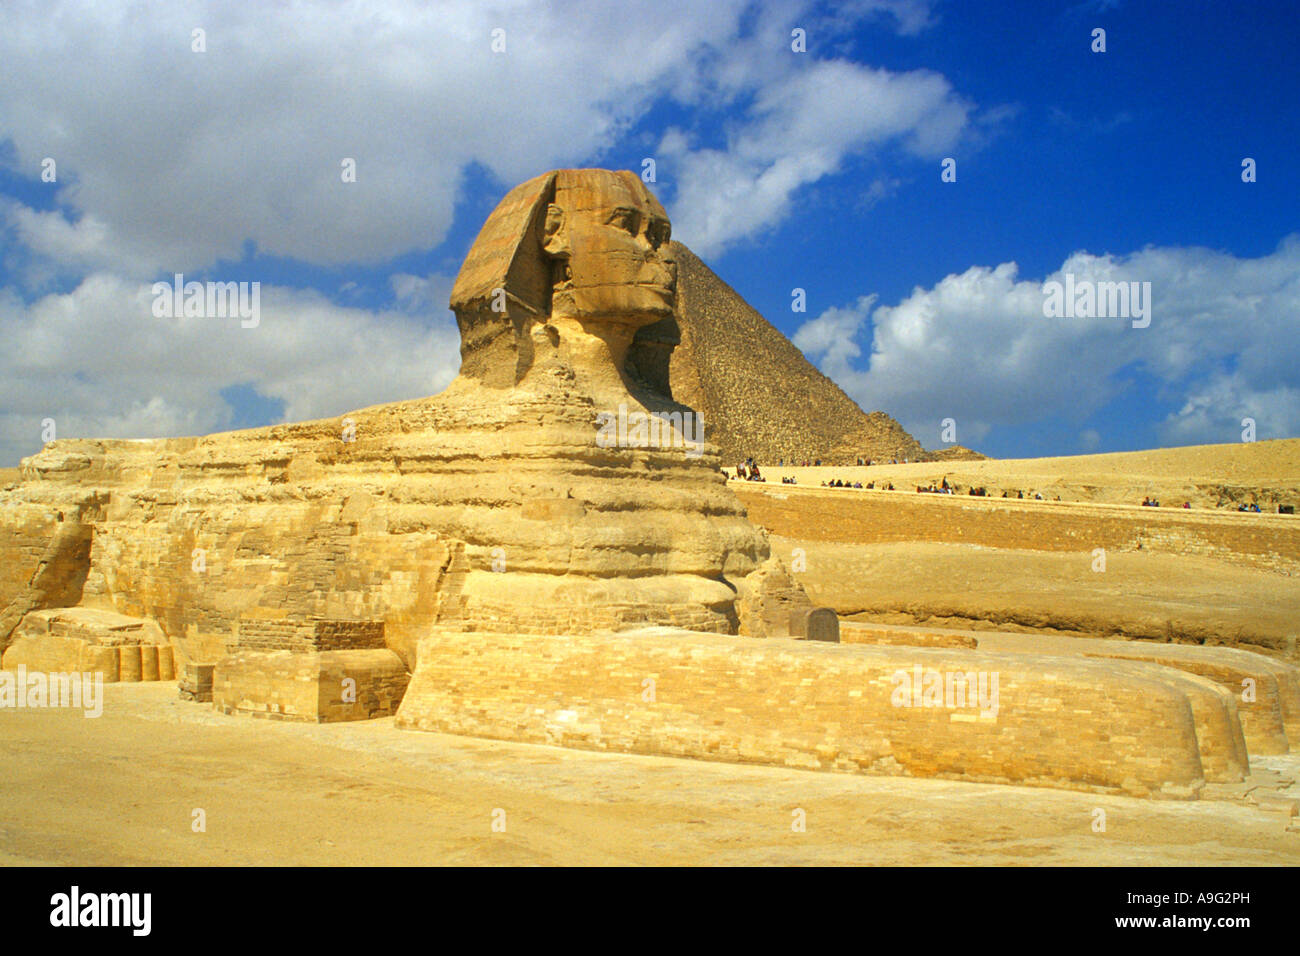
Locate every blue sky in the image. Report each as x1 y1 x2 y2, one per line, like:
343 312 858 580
1 0 1296 465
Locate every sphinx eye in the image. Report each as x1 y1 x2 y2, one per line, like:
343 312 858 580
647 220 669 249
607 207 639 235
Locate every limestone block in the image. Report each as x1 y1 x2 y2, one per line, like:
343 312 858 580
213 647 410 722
179 663 214 702
737 556 812 638
2 633 87 674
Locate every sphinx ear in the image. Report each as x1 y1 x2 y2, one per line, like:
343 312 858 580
541 204 568 258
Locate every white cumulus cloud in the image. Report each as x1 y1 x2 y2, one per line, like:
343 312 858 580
0 273 461 465
793 236 1300 449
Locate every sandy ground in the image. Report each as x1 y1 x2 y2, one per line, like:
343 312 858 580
2 682 1298 866
741 438 1300 509
772 537 1300 655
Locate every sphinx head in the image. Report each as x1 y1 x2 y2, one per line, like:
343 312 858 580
542 169 675 324
450 169 676 388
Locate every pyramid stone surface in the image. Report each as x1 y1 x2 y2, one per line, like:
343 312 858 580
626 242 927 466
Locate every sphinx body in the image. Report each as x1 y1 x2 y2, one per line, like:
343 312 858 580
0 170 770 668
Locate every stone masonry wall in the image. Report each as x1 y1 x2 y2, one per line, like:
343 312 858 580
213 648 409 722
234 618 386 653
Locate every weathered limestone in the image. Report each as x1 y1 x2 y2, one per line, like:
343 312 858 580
735 555 812 638
0 506 96 655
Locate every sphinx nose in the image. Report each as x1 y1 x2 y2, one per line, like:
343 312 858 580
651 257 676 288
657 247 677 278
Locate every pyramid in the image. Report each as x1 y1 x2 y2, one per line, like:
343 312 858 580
627 242 936 466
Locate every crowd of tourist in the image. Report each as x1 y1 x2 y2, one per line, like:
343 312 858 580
728 460 1289 515
776 457 913 467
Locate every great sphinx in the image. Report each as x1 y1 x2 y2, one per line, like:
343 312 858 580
6 170 1289 798
0 169 781 675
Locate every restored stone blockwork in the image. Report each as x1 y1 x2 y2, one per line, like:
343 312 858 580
211 615 409 722
396 627 1245 798
233 617 387 654
213 648 409 723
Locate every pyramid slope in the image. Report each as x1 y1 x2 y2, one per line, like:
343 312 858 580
660 241 932 465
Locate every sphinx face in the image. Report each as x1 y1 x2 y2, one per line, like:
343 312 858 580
546 170 676 328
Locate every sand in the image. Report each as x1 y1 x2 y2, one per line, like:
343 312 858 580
1 682 1298 866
